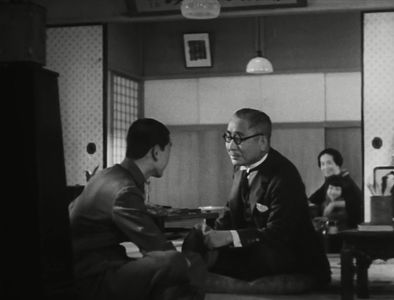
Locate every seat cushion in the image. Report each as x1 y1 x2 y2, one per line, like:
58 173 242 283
204 272 316 294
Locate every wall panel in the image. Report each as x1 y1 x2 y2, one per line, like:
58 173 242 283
144 70 362 206
107 23 143 77
363 11 394 221
148 126 233 208
46 25 103 185
271 126 324 197
326 127 362 189
325 72 361 121
259 74 325 122
199 76 261 124
142 13 361 78
145 73 331 125
144 79 199 124
198 73 326 124
148 125 325 208
198 127 234 206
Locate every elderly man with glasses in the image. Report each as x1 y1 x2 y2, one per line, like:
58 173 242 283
183 108 331 288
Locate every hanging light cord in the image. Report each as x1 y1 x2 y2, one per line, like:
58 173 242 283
256 17 262 57
246 15 273 74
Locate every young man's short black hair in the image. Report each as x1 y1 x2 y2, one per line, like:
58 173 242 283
317 148 343 168
126 118 170 159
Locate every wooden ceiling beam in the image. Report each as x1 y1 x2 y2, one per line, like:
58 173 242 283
44 0 394 25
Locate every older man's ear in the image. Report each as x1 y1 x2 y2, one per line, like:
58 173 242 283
259 135 270 151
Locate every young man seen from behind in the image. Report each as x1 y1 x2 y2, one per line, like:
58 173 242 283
69 118 206 300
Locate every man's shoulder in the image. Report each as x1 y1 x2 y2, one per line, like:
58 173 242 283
268 148 299 172
253 149 303 188
92 165 142 195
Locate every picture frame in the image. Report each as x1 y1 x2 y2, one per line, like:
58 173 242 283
183 33 212 68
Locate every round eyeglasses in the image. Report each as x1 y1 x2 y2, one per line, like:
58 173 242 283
222 133 264 145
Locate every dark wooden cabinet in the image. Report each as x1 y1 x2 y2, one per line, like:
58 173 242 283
1 62 74 299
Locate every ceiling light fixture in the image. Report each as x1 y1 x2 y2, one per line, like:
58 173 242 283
181 0 221 20
246 17 273 74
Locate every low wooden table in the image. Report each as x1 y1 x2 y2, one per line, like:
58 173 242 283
150 208 219 238
339 229 394 300
164 211 219 228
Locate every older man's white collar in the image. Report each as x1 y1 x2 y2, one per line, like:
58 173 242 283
240 153 268 174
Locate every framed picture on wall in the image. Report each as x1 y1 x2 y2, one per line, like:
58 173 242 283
183 33 212 68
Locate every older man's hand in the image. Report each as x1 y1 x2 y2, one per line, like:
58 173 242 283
203 230 233 249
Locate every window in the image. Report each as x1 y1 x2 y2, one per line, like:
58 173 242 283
107 71 141 166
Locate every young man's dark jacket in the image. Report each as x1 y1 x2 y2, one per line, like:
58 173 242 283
69 162 176 278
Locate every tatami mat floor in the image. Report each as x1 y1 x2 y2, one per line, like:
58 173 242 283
206 254 394 300
122 243 394 300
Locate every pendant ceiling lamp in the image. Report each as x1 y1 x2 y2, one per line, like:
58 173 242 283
246 17 273 74
181 0 221 20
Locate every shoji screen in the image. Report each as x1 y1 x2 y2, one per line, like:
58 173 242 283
107 71 140 166
46 25 104 185
363 11 394 221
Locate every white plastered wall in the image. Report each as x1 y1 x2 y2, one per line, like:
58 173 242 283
144 72 361 124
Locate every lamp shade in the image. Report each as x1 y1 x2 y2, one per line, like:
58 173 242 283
246 17 273 74
181 0 220 19
246 52 273 74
